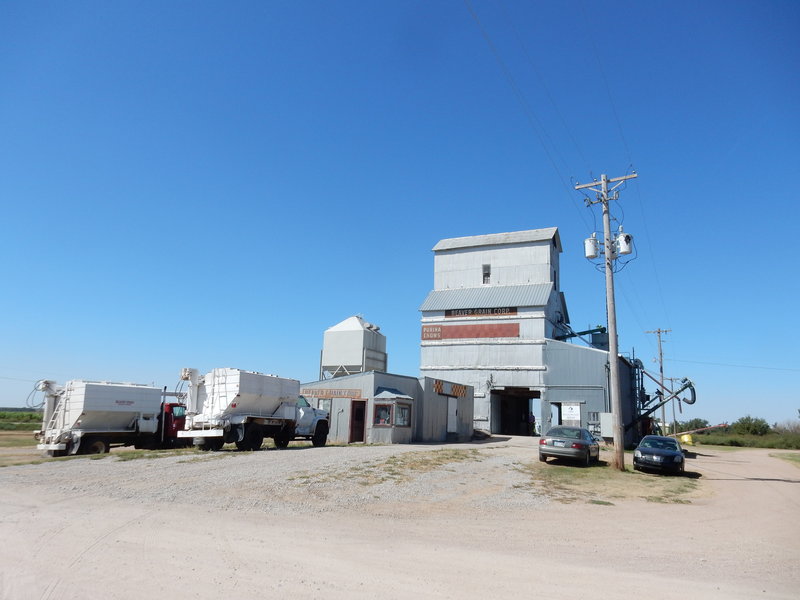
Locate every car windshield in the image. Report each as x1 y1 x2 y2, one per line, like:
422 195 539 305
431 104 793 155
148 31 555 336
548 428 581 439
641 438 678 451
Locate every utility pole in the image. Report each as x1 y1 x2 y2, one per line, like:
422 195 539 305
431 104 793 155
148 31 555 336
665 376 681 435
576 172 637 471
646 328 671 433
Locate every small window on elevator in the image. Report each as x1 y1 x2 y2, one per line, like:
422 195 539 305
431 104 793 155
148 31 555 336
482 264 491 284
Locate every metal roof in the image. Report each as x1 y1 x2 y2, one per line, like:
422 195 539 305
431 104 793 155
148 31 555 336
375 387 413 399
432 227 561 253
325 315 382 333
419 283 553 311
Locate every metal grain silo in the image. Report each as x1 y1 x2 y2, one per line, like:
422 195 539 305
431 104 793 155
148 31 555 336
319 315 388 379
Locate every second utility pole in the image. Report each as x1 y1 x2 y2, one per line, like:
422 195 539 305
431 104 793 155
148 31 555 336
646 328 671 433
576 172 637 471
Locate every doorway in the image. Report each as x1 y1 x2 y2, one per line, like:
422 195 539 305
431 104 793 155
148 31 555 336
492 388 540 435
349 400 366 443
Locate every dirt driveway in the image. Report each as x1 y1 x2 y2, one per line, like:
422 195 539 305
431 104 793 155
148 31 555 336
0 438 797 599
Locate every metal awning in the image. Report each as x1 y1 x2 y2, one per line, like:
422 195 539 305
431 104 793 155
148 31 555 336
374 387 413 400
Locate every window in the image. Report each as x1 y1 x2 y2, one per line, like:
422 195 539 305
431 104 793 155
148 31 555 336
374 404 392 426
395 403 411 427
297 396 310 408
482 264 491 284
171 405 186 418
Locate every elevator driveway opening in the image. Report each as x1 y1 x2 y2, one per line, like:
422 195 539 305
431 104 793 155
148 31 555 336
491 388 541 435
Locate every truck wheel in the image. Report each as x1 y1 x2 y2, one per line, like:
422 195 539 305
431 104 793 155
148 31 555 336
236 426 264 451
199 438 224 451
273 430 291 449
245 425 264 451
83 438 110 454
311 423 328 448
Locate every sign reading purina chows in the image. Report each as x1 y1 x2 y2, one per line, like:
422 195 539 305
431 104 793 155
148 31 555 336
445 307 517 317
422 322 520 340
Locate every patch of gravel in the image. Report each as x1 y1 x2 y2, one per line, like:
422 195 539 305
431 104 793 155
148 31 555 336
0 441 551 515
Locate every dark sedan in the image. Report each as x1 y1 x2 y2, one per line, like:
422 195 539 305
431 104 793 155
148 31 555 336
539 426 600 467
633 435 685 474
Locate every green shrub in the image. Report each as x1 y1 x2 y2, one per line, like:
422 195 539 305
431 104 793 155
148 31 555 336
0 411 41 423
0 423 40 431
731 415 771 436
701 431 800 449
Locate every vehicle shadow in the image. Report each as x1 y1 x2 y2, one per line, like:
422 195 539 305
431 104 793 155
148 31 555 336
543 457 602 467
470 435 513 444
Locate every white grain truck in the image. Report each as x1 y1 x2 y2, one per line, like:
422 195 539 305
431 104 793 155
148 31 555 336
34 380 187 456
177 367 329 450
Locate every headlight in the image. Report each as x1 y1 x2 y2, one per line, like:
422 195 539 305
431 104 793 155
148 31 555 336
674 455 683 463
634 450 642 458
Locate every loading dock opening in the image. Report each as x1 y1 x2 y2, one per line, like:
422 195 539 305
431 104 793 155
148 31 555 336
491 388 541 436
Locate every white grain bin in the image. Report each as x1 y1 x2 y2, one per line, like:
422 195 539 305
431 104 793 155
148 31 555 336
183 367 300 425
46 381 163 433
319 315 387 379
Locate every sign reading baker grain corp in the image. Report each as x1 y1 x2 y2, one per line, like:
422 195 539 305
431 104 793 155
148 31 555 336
445 307 517 317
300 388 362 399
421 323 520 340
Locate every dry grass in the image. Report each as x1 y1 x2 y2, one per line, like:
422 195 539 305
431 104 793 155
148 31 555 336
513 457 700 505
290 448 484 486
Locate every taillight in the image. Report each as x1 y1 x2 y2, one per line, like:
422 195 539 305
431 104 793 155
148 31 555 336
539 438 547 445
571 442 585 449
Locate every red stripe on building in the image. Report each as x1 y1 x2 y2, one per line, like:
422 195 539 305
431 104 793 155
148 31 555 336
422 323 519 340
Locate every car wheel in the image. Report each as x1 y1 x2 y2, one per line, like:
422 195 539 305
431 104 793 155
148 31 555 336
539 453 547 463
583 451 591 468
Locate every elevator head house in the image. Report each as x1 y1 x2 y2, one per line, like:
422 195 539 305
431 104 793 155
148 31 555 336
419 227 641 443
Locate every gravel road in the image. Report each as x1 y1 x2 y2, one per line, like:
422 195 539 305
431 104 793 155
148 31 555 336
1 437 798 599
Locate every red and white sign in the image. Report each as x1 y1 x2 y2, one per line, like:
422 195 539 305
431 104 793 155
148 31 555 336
421 323 519 340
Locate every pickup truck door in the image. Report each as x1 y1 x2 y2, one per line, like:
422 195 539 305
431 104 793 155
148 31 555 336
295 396 316 434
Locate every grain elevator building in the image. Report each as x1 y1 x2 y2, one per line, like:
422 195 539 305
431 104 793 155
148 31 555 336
419 227 638 439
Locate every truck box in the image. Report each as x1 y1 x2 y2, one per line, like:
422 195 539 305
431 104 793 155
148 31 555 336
182 367 300 428
36 380 167 454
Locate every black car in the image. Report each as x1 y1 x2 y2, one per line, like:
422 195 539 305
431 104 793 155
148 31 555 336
633 435 685 474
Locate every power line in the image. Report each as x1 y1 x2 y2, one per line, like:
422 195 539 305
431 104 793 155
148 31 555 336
0 375 40 383
666 359 800 373
463 0 591 230
497 0 591 173
579 0 634 165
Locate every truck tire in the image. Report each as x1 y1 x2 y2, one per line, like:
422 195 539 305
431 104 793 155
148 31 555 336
311 423 328 447
199 438 225 451
273 430 291 449
236 425 264 451
83 438 110 454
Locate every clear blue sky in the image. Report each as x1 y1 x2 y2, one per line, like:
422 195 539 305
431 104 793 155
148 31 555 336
1 1 798 426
